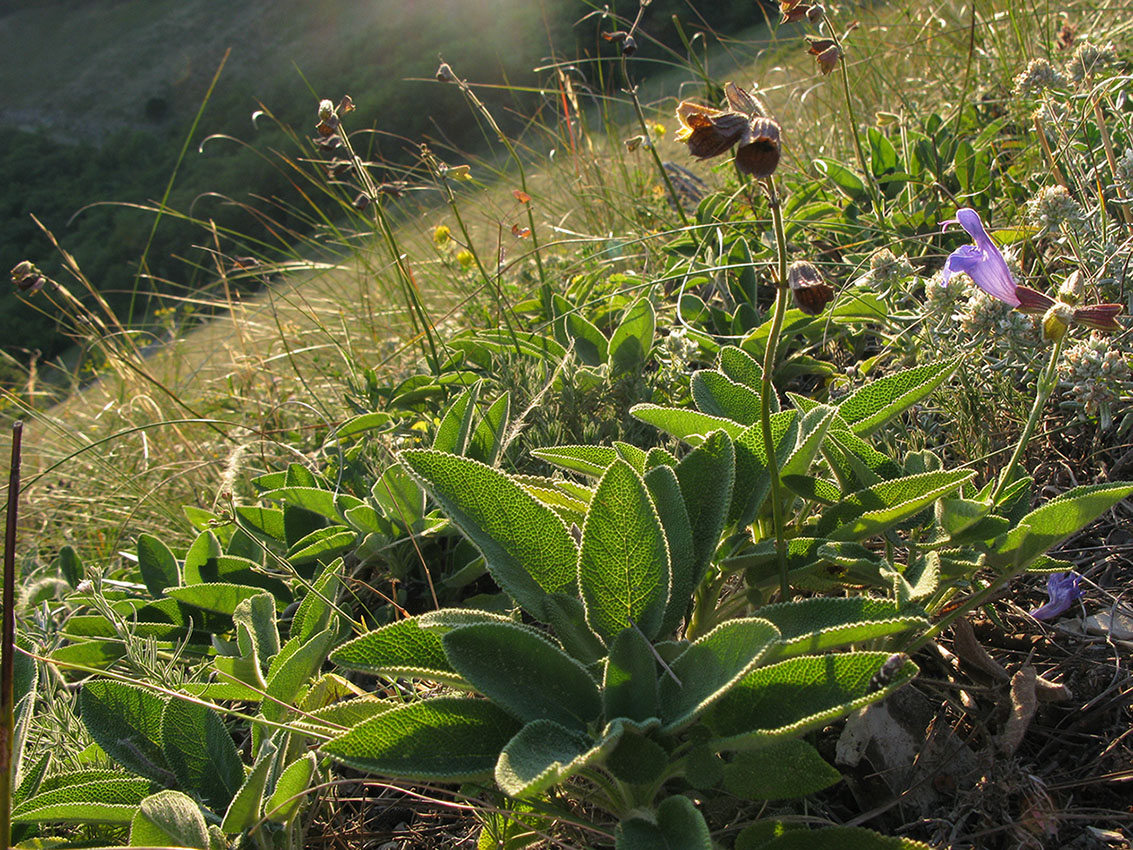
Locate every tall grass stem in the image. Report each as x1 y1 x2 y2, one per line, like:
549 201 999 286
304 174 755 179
1 421 22 850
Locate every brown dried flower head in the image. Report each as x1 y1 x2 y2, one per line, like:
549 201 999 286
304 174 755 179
675 82 781 178
787 260 834 315
806 36 843 75
11 260 47 294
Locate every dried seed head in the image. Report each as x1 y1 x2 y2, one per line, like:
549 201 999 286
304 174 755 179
735 117 781 179
806 37 843 75
788 260 834 315
435 62 457 83
725 82 769 119
621 35 638 56
806 4 826 23
676 102 749 158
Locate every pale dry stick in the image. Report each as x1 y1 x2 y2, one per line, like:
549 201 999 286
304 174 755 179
1092 98 1133 229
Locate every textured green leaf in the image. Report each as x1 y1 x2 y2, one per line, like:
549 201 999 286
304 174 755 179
566 311 609 366
824 428 902 489
372 465 426 527
330 616 459 684
837 358 960 436
265 753 316 824
644 465 696 636
291 558 344 645
261 486 345 522
56 544 83 587
756 597 927 658
817 470 974 541
530 445 619 478
708 653 918 748
234 506 286 545
322 698 521 781
990 482 1133 569
579 460 670 641
605 728 669 784
630 404 746 443
401 450 577 619
615 795 711 850
718 345 764 390
691 370 761 424
166 583 266 616
262 628 336 723
221 747 274 834
443 622 601 730
608 297 655 378
723 739 841 800
131 790 209 849
659 618 780 732
182 529 222 585
79 681 173 784
433 383 481 455
676 431 735 587
494 719 613 797
731 411 798 526
286 526 355 566
51 640 125 668
12 776 152 825
137 533 179 595
542 593 607 665
233 592 280 674
604 627 660 722
779 406 838 481
161 699 244 812
467 392 511 466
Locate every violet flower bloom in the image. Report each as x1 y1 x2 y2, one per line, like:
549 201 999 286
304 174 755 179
1029 571 1083 620
940 208 1020 306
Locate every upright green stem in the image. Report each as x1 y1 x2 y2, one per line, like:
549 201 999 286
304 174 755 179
992 336 1065 502
761 177 791 600
823 21 883 215
2 421 22 850
906 337 1066 655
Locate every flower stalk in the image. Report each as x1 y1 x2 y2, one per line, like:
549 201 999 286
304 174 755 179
1 421 22 850
761 176 792 601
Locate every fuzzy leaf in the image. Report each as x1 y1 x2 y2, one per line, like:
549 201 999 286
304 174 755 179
614 795 711 850
630 405 746 443
708 653 918 749
691 370 761 424
659 618 780 732
494 719 614 797
12 776 153 825
990 483 1133 569
400 450 577 619
756 598 927 659
738 824 934 850
530 445 619 478
137 533 180 595
608 297 655 378
566 312 609 366
443 622 601 730
816 470 974 541
130 790 209 849
433 383 480 455
322 698 521 781
676 431 735 587
837 358 960 436
722 739 841 800
644 464 695 636
79 681 173 784
165 582 269 616
264 753 316 824
161 700 245 812
579 460 670 641
467 392 511 466
604 627 660 723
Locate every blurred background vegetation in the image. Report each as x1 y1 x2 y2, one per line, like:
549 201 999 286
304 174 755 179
0 0 764 373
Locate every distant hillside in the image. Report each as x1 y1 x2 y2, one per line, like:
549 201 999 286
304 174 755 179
0 0 759 369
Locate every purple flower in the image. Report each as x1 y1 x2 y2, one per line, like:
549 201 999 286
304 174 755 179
941 208 1020 306
1029 572 1082 620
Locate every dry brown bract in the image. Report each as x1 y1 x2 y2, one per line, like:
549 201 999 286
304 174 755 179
675 82 781 178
